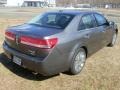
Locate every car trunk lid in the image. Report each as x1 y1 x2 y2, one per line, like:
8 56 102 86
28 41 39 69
5 24 61 58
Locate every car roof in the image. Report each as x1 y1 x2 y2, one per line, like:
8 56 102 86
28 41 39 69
47 10 99 16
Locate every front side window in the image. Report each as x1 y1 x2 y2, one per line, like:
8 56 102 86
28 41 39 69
79 14 96 30
28 13 75 29
94 14 109 26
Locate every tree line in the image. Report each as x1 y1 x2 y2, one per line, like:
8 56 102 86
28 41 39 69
56 0 120 6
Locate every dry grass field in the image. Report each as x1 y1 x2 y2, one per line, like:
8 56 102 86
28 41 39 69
0 7 120 90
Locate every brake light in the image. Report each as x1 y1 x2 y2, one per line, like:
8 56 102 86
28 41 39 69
5 31 15 40
20 36 58 49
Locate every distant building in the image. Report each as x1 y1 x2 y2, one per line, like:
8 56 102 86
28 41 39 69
0 0 7 6
6 0 56 7
47 0 56 7
22 0 56 7
22 0 48 7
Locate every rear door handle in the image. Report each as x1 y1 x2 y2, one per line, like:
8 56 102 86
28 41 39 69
102 30 106 33
84 34 90 39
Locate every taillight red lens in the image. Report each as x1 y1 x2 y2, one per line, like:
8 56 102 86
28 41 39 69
20 36 58 49
5 31 15 40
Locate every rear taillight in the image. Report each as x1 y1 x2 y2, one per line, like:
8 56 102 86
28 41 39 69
20 36 58 49
5 31 15 40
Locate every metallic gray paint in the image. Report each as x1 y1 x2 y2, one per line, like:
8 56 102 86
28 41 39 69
3 10 117 76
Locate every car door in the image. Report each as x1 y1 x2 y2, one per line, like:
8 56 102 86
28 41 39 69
94 13 113 46
78 14 105 55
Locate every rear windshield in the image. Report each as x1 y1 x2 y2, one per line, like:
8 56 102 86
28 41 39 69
28 13 75 29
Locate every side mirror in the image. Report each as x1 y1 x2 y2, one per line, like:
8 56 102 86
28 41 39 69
109 21 115 26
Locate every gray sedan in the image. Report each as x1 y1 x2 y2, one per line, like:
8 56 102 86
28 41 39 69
3 10 118 76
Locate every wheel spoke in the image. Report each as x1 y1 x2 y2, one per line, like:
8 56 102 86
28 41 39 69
74 52 86 72
112 33 117 45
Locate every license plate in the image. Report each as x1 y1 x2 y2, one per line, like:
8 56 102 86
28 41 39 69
13 56 21 65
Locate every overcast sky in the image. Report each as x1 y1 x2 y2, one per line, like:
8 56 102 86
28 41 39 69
6 0 55 6
7 0 24 6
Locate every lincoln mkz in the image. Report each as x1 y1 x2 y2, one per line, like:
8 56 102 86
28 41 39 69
3 10 118 76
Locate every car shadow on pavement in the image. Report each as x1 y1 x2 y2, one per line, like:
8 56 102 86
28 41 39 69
0 53 59 81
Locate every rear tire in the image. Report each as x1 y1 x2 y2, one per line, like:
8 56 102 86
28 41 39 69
108 32 117 47
69 48 86 75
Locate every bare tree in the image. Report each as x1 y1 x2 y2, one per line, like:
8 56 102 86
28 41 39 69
56 0 120 6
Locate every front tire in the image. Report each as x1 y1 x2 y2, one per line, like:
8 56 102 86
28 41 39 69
69 48 86 75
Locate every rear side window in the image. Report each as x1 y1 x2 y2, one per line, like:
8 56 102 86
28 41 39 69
94 14 109 26
79 14 96 30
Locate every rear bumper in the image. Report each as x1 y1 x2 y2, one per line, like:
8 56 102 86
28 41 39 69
3 42 68 76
